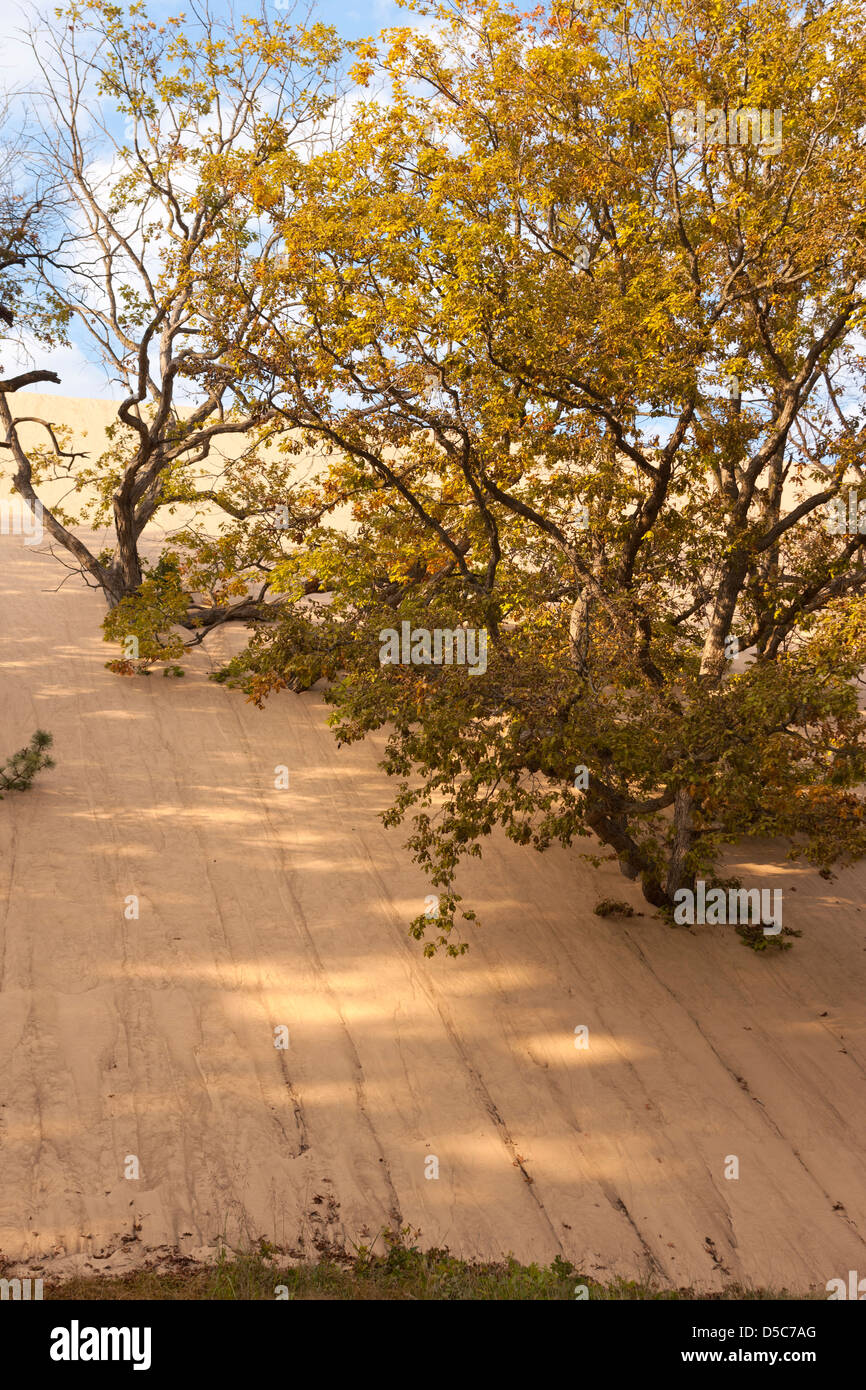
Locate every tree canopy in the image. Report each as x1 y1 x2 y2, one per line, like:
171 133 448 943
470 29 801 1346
5 0 866 950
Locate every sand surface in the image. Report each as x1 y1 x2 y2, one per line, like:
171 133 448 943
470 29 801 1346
1 395 865 1293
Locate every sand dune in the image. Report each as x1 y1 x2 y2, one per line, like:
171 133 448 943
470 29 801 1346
1 398 865 1294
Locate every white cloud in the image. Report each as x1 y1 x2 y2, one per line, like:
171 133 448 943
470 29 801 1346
4 333 120 400
0 2 48 88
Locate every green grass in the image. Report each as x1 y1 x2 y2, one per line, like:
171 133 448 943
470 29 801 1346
38 1236 821 1300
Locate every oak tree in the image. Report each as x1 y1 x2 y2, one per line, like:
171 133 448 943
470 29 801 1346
2 0 342 655
212 0 866 946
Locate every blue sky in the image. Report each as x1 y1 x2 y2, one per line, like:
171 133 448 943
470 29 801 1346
306 0 406 35
2 0 422 398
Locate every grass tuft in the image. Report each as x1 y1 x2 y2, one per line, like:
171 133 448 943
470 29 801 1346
36 1234 821 1301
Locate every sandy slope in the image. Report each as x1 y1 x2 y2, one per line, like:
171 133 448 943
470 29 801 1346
1 400 865 1293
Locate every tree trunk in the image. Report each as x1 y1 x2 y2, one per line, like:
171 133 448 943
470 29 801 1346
584 797 670 909
665 786 694 899
112 492 144 595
